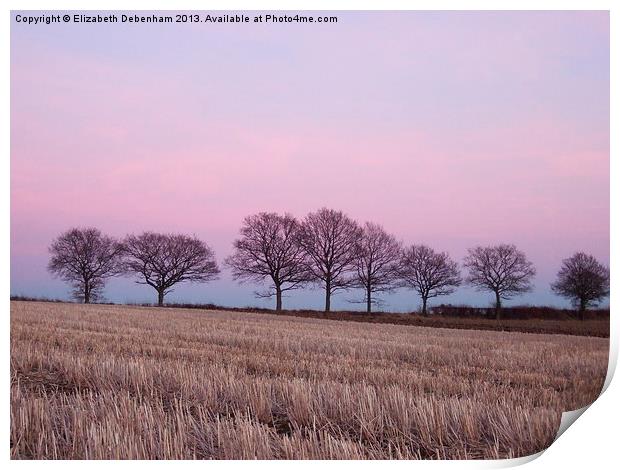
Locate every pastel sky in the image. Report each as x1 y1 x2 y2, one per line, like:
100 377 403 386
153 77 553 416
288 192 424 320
11 11 609 311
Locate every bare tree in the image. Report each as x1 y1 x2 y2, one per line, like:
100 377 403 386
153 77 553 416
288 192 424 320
353 222 401 313
122 232 220 306
298 208 362 312
463 244 536 320
47 227 123 303
398 245 461 315
551 252 609 320
225 212 311 311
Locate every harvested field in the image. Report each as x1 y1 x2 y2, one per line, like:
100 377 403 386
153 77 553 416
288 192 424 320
10 301 609 460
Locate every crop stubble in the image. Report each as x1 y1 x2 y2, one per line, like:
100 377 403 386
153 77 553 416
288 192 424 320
10 301 609 459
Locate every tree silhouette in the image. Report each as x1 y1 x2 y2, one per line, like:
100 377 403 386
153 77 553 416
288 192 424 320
353 222 401 313
399 245 461 315
122 232 220 306
226 212 311 311
463 244 535 320
551 252 609 320
298 208 362 312
48 227 123 303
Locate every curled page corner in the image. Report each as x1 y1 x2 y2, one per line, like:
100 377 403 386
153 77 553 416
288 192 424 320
542 339 617 459
491 406 590 468
554 405 590 442
493 403 600 468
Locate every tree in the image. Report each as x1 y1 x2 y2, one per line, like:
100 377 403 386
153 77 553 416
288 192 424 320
464 244 536 320
353 222 401 313
551 252 609 320
47 227 123 303
463 244 535 320
398 245 461 315
298 208 362 312
225 212 311 311
122 232 220 306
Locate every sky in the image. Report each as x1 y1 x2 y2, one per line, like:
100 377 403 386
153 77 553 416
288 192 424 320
10 11 609 311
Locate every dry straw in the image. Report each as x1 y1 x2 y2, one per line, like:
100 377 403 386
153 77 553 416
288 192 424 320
10 301 608 459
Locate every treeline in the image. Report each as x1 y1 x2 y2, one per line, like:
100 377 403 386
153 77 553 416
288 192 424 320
47 208 610 320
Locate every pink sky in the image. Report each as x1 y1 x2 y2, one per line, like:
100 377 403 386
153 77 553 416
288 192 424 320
11 11 609 310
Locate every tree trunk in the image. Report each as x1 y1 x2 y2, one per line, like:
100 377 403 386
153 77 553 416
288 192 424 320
275 285 282 312
325 279 331 313
421 296 428 316
579 298 586 321
157 290 165 307
84 285 90 304
495 291 502 321
366 282 372 314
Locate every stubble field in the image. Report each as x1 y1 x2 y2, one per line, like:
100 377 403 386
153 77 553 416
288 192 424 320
10 301 609 459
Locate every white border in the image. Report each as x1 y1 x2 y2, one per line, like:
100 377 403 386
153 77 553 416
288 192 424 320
3 1 616 468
